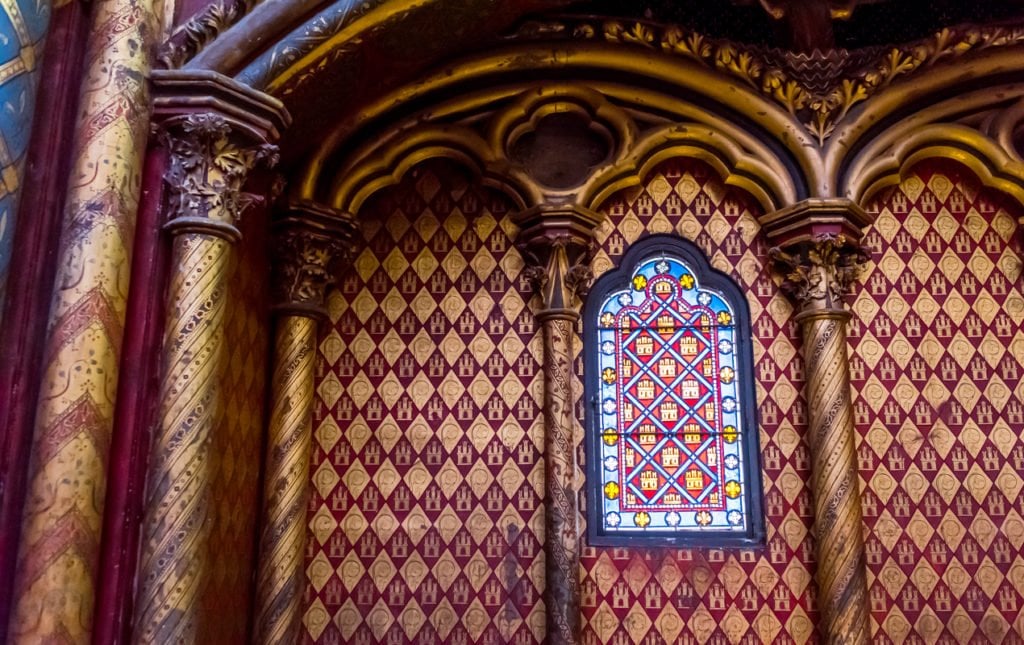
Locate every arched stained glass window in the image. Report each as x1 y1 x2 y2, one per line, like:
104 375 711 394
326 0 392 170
585 235 763 546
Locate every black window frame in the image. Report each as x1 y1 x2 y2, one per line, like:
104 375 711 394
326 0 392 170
583 234 765 547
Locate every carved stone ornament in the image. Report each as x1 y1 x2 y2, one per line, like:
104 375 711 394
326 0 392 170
158 0 257 69
159 113 279 232
511 18 1024 143
770 233 868 315
521 235 595 316
272 228 350 315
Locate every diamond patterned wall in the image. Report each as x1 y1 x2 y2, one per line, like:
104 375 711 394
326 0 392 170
580 159 818 644
305 160 547 643
850 160 1024 642
304 155 1024 644
201 210 272 642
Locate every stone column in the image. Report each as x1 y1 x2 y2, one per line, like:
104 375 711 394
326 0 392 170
765 199 871 645
132 72 288 644
514 204 600 645
254 204 355 645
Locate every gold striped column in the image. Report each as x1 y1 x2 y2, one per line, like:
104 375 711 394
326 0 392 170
6 0 162 638
766 199 871 645
514 205 600 645
254 205 355 645
132 73 287 644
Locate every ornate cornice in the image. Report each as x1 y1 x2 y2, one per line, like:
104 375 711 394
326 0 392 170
770 233 868 317
158 113 279 239
511 18 1024 144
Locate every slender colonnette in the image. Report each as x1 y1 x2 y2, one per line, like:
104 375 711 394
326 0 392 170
766 199 872 645
254 204 355 645
514 205 600 645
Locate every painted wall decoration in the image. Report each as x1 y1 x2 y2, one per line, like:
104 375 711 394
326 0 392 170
0 0 50 312
304 155 1024 643
305 157 820 643
580 158 817 644
201 211 271 641
305 160 547 643
850 160 1024 643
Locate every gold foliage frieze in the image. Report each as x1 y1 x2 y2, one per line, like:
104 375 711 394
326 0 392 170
515 18 1024 144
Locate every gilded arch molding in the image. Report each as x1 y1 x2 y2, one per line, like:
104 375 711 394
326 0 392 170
328 125 539 215
306 78 805 218
153 0 1024 215
581 124 798 213
838 85 1024 206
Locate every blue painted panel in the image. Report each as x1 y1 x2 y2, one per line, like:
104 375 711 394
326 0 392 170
0 0 51 315
0 10 20 61
0 73 37 158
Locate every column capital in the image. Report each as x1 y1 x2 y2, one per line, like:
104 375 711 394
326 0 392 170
271 202 358 319
151 70 291 240
770 233 868 319
513 204 601 319
764 198 870 318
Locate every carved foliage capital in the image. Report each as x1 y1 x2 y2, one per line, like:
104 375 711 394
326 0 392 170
520 234 595 318
770 233 868 316
272 227 351 315
159 113 279 235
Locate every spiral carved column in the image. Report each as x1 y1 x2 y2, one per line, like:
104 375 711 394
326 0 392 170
766 199 871 645
254 206 355 645
132 77 287 644
515 205 599 645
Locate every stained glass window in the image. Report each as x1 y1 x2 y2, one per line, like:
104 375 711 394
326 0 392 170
585 236 763 545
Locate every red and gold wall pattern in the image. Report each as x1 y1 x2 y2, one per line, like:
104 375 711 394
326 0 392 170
580 160 817 644
305 161 547 643
305 157 1024 643
851 160 1024 642
203 211 272 642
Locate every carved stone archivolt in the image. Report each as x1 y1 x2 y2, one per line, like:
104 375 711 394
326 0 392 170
290 16 1024 216
158 0 259 69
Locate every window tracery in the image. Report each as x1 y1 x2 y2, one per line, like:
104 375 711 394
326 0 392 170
585 235 764 545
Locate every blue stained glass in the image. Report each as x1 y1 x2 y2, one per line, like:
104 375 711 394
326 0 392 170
595 254 749 535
